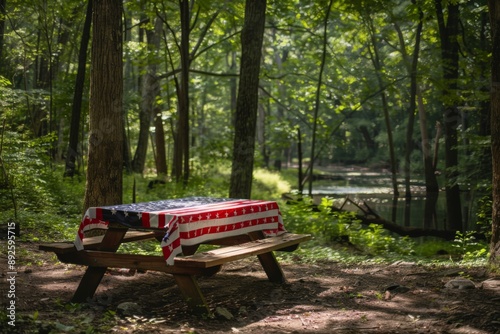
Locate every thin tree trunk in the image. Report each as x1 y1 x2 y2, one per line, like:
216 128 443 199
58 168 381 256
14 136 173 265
417 88 439 192
434 0 462 231
394 2 423 199
65 0 92 177
229 0 266 199
297 127 303 194
257 103 268 168
132 17 162 174
365 16 399 197
229 50 237 124
83 0 123 210
0 0 6 76
172 0 190 184
308 0 333 196
488 0 500 269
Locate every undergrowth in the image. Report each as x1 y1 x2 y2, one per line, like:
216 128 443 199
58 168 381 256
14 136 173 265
0 133 490 268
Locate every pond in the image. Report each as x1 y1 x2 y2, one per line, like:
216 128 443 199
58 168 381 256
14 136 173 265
305 167 484 232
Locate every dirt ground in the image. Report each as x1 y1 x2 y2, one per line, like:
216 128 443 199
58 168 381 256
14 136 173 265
1 242 500 334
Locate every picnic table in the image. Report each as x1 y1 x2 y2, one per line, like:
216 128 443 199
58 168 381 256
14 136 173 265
39 197 310 313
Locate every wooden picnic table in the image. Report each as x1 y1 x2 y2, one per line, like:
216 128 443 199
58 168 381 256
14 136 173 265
39 197 310 313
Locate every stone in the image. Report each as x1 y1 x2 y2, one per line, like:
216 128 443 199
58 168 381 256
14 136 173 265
444 278 476 289
216 306 234 320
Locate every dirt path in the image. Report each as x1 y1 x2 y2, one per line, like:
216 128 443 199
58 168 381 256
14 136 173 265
1 242 500 333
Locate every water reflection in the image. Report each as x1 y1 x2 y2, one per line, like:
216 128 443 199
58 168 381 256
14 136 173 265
310 181 476 232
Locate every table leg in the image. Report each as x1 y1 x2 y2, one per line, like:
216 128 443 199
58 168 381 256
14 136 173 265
248 231 286 283
173 274 209 314
71 226 128 302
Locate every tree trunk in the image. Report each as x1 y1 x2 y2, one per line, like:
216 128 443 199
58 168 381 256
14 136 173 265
32 29 51 137
478 10 492 180
394 3 423 199
488 0 500 269
434 0 462 231
229 50 237 125
0 0 6 76
257 103 269 168
173 0 190 184
155 112 168 177
229 0 266 199
65 0 92 177
417 88 439 192
297 127 303 194
132 17 162 174
83 0 123 210
365 14 399 197
307 0 333 196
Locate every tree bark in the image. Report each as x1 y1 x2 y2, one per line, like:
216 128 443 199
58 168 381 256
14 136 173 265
488 0 500 269
64 0 92 177
229 0 266 199
434 0 462 231
83 0 123 210
172 0 190 184
0 0 6 76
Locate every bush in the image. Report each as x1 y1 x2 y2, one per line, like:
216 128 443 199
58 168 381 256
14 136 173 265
281 196 415 256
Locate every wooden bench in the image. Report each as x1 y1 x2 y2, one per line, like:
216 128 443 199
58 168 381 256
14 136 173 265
175 233 309 268
39 230 160 254
39 231 311 313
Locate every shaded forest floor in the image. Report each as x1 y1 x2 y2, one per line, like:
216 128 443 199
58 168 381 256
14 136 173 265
1 242 500 334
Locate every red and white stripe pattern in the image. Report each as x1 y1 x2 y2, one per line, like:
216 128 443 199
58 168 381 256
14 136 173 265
74 199 286 265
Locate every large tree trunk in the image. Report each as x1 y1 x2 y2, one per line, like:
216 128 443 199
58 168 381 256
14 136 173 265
488 0 500 269
229 0 266 199
64 0 92 177
435 0 462 231
83 0 123 210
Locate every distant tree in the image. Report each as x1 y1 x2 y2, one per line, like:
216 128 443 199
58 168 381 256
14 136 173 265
83 0 123 210
489 0 500 269
435 0 462 231
132 16 162 174
173 0 190 184
64 0 92 177
229 0 266 199
307 0 333 196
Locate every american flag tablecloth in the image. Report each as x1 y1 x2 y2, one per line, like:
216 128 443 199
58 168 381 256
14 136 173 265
74 197 286 265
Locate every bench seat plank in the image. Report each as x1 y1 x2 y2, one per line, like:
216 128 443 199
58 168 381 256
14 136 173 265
174 233 311 268
39 231 158 254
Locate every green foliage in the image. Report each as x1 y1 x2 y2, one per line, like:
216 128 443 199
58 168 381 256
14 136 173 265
452 230 489 262
476 193 492 239
350 224 415 256
281 196 415 256
1 132 55 213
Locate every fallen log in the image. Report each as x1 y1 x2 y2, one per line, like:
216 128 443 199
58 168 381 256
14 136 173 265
282 194 477 241
333 197 459 240
333 207 457 240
